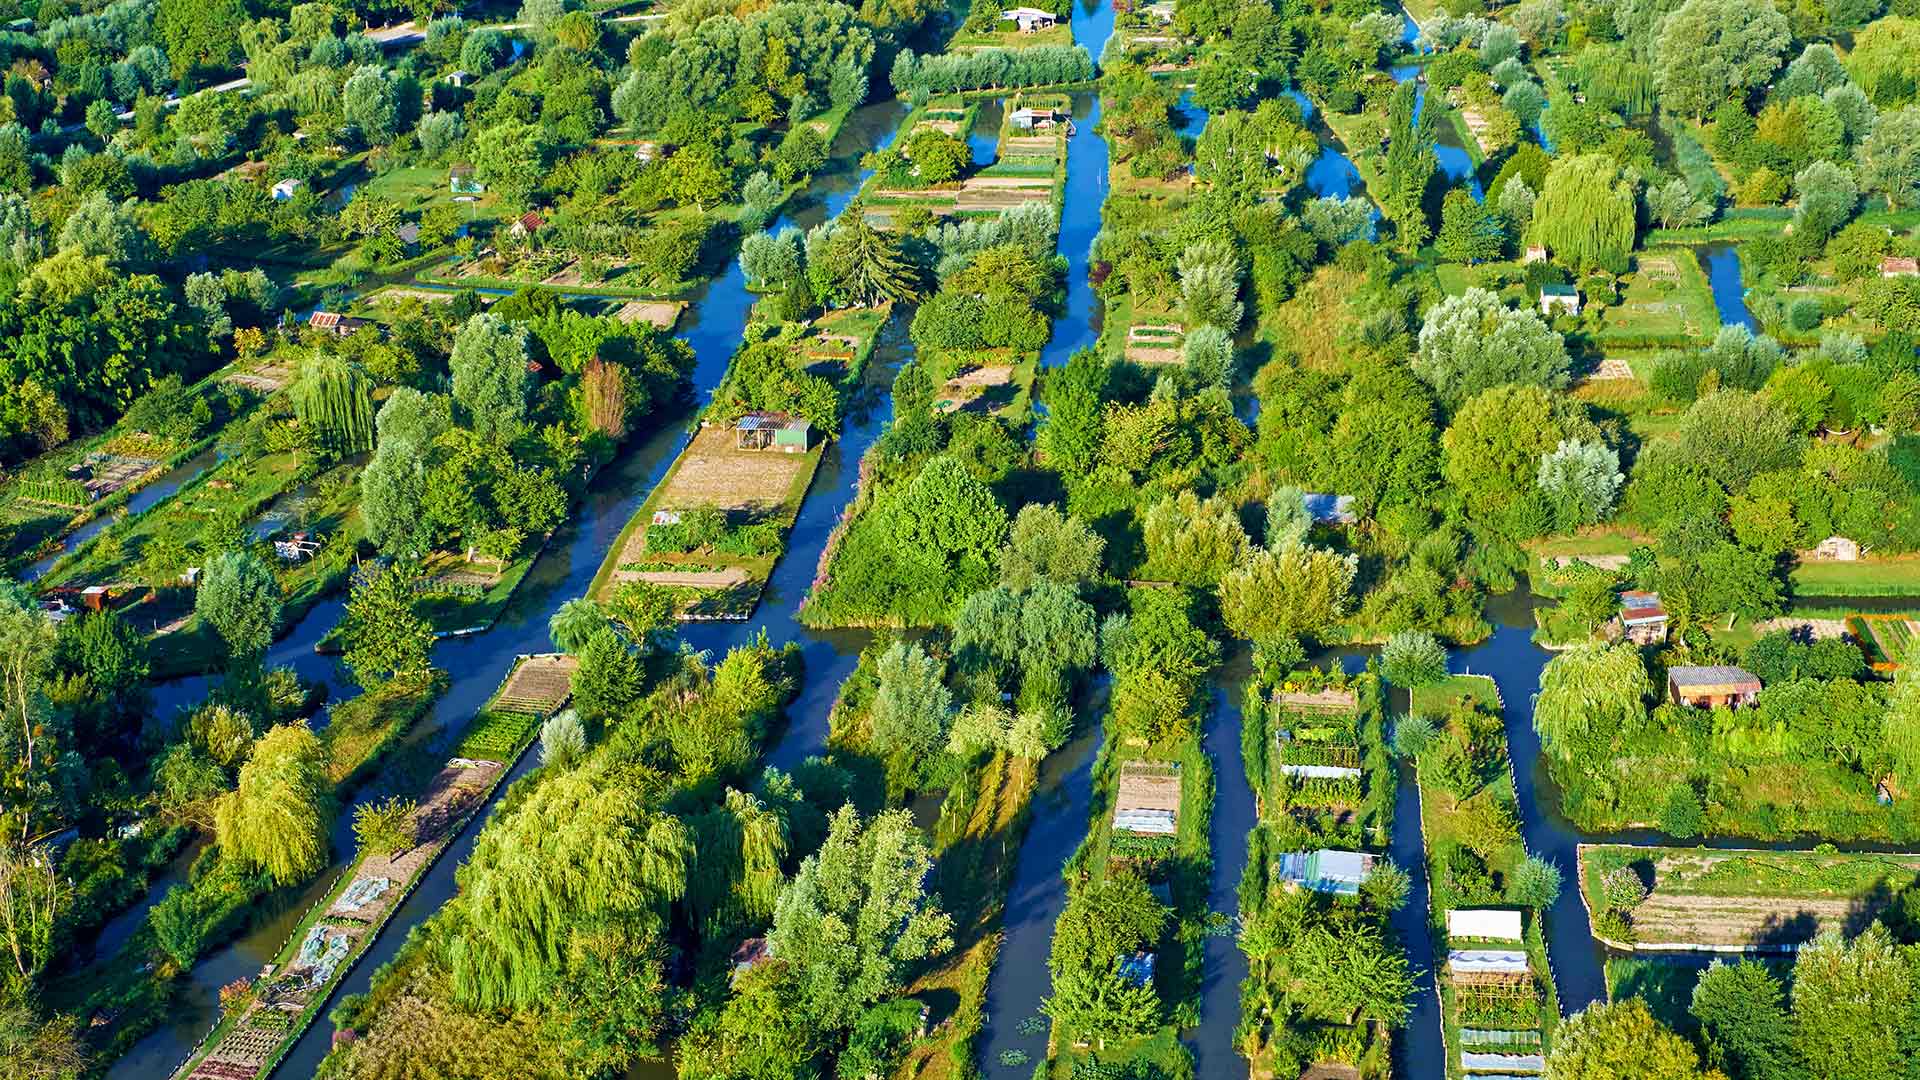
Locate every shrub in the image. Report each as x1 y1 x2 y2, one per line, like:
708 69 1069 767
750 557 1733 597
1659 785 1704 837
1381 630 1448 687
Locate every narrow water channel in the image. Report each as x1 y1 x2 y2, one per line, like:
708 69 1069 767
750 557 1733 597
974 4 1119 1073
23 446 221 581
1187 653 1255 1079
1696 243 1759 331
1451 597 1606 1014
108 97 913 1080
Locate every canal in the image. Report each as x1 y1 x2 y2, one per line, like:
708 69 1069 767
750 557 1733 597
1697 243 1760 331
109 96 914 1080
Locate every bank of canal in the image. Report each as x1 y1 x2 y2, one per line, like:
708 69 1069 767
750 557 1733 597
108 97 913 1080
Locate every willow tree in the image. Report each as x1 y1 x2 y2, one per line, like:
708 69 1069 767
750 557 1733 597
1530 154 1638 272
292 354 375 456
687 788 789 939
214 723 333 886
447 769 692 1010
1533 643 1653 768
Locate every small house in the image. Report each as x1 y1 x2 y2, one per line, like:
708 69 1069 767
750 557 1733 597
1143 0 1176 21
396 222 421 247
307 311 372 337
1881 255 1919 278
729 937 773 984
271 178 303 201
1539 283 1581 317
1616 589 1668 645
1301 492 1356 525
445 69 470 87
632 140 667 163
1811 535 1861 561
1001 6 1058 31
1008 106 1066 131
510 211 546 239
1522 244 1547 264
1668 664 1762 709
80 585 110 612
734 412 812 453
449 163 485 194
1115 951 1156 988
1112 760 1181 836
1277 849 1377 896
1446 908 1523 942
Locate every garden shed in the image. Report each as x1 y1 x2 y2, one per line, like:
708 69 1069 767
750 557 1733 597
1112 761 1181 835
271 178 303 200
1811 535 1860 561
1446 908 1523 941
1881 255 1918 278
1668 665 1762 709
308 311 372 337
1008 106 1066 131
734 412 812 453
1001 6 1058 30
1539 284 1581 317
730 937 773 985
1277 849 1376 895
1616 590 1668 645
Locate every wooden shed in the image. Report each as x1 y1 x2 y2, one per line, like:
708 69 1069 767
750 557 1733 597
1668 664 1762 709
1616 590 1668 645
734 412 812 453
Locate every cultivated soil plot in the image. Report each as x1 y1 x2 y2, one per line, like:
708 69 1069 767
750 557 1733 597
491 653 578 717
657 427 812 513
1580 845 1920 949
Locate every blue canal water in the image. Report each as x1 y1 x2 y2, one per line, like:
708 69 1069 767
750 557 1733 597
1174 87 1209 136
108 98 915 1080
1393 64 1483 202
1697 243 1759 331
970 98 1005 167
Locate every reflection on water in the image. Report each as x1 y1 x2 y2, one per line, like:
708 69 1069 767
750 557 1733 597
1697 243 1759 331
113 95 918 1080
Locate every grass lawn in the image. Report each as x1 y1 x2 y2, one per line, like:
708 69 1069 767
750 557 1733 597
1790 556 1920 597
1605 955 1707 1035
1589 247 1718 348
947 21 1073 48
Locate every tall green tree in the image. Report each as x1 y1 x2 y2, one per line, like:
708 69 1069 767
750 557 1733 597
213 723 332 886
1690 960 1803 1080
1791 925 1913 1080
448 769 692 1009
1382 80 1438 248
1533 643 1652 765
1414 288 1572 407
293 354 375 457
450 313 534 442
195 550 284 665
766 806 953 1031
1548 998 1709 1079
338 561 434 689
869 641 952 792
1651 0 1791 118
1531 154 1638 271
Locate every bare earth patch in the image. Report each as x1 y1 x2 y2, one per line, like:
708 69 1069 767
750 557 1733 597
613 566 752 589
656 426 810 513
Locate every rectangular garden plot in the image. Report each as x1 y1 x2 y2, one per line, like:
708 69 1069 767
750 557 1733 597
1577 844 1920 952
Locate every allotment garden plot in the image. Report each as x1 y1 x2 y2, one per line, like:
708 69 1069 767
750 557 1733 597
597 424 824 618
1578 844 1920 951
